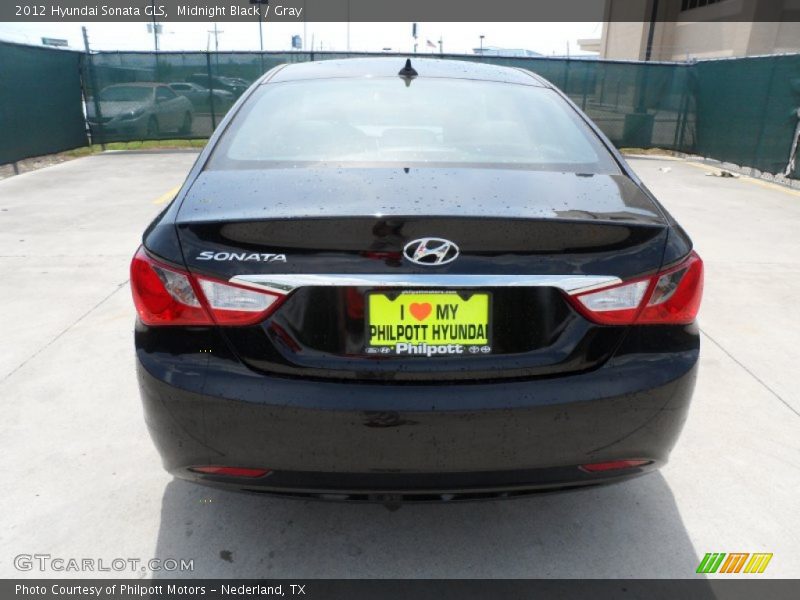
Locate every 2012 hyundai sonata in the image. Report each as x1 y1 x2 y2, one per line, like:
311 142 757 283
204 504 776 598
132 58 703 501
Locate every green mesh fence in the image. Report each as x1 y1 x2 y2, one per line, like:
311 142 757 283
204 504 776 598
0 41 88 164
693 54 800 177
84 51 701 152
2 42 799 179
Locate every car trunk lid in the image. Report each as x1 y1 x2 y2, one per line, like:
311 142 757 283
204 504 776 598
174 167 668 382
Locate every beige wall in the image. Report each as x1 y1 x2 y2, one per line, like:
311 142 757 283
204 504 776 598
598 0 800 61
667 21 755 59
600 22 649 60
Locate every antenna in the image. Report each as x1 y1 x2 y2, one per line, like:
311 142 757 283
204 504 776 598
398 58 418 78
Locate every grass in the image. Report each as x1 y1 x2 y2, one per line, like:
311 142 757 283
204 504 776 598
20 140 663 165
619 147 682 156
63 139 208 157
0 139 209 179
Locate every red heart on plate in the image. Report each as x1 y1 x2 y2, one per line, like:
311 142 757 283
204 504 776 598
409 302 432 321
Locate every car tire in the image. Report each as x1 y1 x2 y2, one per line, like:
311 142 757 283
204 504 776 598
146 116 160 138
179 112 193 135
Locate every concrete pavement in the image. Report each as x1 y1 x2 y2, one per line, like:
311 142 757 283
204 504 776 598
0 152 798 578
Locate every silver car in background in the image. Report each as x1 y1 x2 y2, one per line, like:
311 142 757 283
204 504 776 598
168 82 235 113
87 83 194 139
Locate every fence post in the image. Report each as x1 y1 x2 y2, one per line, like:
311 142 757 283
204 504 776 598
82 27 105 149
751 56 779 173
581 63 590 111
206 52 217 130
675 65 695 152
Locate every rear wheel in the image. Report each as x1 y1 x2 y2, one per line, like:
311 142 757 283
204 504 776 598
179 112 193 135
146 116 160 138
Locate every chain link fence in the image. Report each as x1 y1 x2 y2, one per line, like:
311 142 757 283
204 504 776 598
2 41 799 178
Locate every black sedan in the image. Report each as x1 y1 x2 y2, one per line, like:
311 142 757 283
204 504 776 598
132 58 703 501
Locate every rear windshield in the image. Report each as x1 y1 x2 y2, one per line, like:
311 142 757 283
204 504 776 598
208 77 619 172
99 86 153 102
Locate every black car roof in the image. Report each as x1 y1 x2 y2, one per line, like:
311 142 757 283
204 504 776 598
264 57 550 87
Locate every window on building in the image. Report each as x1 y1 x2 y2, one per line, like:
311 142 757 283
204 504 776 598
681 0 727 10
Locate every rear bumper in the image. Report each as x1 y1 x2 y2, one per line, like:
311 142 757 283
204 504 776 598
136 324 699 497
88 116 148 138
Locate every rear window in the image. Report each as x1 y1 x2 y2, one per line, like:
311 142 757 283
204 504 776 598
208 77 618 172
99 86 153 102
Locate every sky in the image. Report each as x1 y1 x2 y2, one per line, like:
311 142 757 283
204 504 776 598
0 21 601 55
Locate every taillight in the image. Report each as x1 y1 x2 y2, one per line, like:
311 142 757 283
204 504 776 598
579 460 651 473
189 466 271 478
638 252 704 325
197 278 283 325
569 251 703 326
130 247 211 326
130 247 285 326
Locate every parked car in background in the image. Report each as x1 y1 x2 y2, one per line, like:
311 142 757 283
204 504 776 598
168 82 235 112
87 83 194 139
186 74 249 98
227 77 251 89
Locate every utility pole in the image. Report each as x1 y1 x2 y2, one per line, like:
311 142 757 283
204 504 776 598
479 34 485 54
150 0 159 53
213 23 221 53
251 0 267 54
208 23 223 67
258 13 264 53
253 0 266 74
438 36 443 55
412 22 418 53
346 0 351 51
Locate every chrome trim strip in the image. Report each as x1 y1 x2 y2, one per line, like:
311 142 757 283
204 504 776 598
230 274 621 296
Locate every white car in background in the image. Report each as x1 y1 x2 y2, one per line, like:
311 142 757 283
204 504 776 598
168 82 235 112
87 83 194 139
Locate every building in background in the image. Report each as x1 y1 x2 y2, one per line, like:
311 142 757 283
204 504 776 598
580 0 800 61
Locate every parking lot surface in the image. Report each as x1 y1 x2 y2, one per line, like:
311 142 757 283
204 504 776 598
0 151 798 578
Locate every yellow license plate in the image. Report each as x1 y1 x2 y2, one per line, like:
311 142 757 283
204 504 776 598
366 291 491 356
